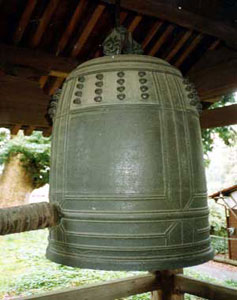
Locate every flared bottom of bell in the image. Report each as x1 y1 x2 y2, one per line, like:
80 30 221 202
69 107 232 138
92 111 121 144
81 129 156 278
46 246 214 271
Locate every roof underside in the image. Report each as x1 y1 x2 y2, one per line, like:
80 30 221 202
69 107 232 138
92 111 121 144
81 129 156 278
0 0 236 135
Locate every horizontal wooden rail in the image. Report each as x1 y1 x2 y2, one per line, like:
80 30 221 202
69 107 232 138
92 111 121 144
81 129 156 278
174 274 237 300
17 273 159 300
11 271 237 300
213 256 237 267
200 104 237 129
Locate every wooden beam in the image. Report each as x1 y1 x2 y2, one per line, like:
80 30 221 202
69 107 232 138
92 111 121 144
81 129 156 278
11 124 22 135
47 77 64 96
56 0 87 55
42 127 52 137
208 39 220 51
189 48 237 101
175 274 237 300
142 20 163 49
24 126 35 136
151 270 184 300
0 44 78 74
174 34 203 67
148 24 174 56
39 76 49 88
165 30 192 62
128 15 142 32
71 4 106 58
13 0 37 44
31 0 60 47
200 104 237 129
16 273 159 300
102 0 237 50
0 75 50 128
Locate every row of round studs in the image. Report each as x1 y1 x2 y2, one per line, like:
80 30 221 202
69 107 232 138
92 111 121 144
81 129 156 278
117 71 126 100
183 78 202 113
73 71 151 105
138 71 149 100
94 73 104 102
73 76 85 104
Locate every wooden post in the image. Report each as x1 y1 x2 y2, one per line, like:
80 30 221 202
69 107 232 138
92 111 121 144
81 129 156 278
151 270 184 300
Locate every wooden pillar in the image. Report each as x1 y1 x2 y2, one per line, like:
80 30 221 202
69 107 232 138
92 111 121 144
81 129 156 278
151 270 184 300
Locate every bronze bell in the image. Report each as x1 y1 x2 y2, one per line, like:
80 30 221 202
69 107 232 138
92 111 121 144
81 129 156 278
46 53 213 271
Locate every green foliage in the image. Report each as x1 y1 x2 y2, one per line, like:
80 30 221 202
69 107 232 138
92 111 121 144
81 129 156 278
208 200 227 236
202 94 236 165
0 230 148 299
208 199 228 254
1 230 236 299
0 130 50 188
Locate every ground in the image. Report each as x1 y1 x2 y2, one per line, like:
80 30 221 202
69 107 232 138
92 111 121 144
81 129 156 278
0 230 236 300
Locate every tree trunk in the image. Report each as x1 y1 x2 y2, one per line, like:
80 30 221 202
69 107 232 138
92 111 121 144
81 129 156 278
0 154 34 208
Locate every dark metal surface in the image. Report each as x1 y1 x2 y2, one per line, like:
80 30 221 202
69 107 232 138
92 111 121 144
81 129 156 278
47 54 213 271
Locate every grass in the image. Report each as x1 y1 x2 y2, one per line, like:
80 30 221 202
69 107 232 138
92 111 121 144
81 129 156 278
0 230 236 300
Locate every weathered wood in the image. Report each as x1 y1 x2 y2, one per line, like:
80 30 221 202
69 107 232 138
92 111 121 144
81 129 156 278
174 274 237 300
71 4 106 57
47 77 64 96
151 270 184 300
24 126 35 136
56 0 87 55
13 0 37 44
16 273 159 300
174 34 203 67
0 202 59 235
39 75 49 88
0 44 78 74
149 25 174 56
165 30 192 61
142 20 163 49
128 15 142 32
188 48 237 101
31 0 60 47
0 75 50 128
213 256 237 267
200 104 237 129
10 124 22 135
208 39 220 51
102 0 237 49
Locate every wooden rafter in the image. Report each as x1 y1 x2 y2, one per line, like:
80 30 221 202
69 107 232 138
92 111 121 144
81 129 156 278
165 30 192 62
13 0 37 44
0 44 78 74
56 0 87 55
31 0 60 48
208 39 220 50
102 0 237 50
174 34 203 67
71 4 106 58
47 77 64 96
148 24 174 56
39 76 48 88
128 15 142 32
0 75 50 128
188 47 237 102
142 20 163 49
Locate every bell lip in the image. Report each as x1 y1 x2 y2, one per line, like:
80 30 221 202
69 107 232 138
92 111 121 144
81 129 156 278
46 247 214 271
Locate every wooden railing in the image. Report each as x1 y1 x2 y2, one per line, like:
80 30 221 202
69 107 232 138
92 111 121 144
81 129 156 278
14 270 237 300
